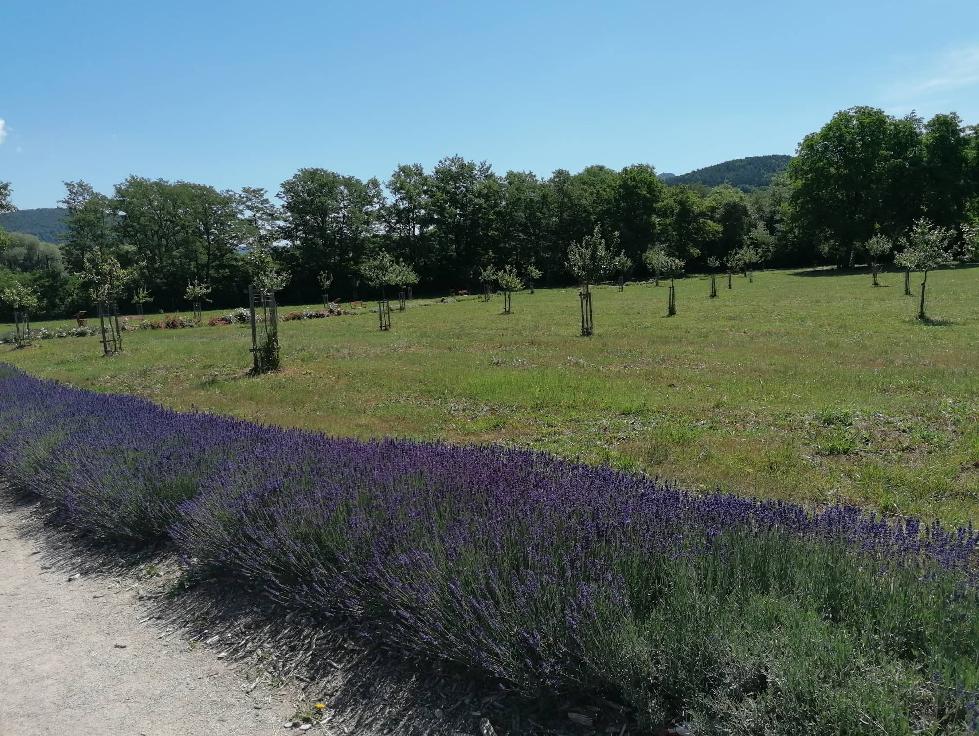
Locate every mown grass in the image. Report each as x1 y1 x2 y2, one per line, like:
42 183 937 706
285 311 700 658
3 266 978 523
2 365 976 734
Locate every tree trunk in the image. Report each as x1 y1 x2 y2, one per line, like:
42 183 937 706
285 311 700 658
918 271 928 320
904 270 911 296
727 271 733 289
710 273 717 298
579 284 593 336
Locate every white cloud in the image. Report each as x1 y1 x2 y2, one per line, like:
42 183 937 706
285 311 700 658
0 119 7 145
885 45 979 102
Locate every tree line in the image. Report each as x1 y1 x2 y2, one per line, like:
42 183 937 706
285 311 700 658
1 106 977 317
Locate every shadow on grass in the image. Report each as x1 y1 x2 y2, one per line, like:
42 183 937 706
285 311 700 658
917 316 955 327
790 262 979 277
1 482 635 736
788 266 861 277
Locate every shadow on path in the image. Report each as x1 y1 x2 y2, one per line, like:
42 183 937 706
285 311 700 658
2 484 635 736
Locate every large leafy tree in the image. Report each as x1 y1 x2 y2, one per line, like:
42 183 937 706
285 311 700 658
497 170 548 271
0 181 15 254
0 181 13 214
659 185 719 263
113 177 195 299
426 156 501 285
60 181 122 273
921 113 971 229
235 186 280 250
570 165 620 231
788 106 925 266
181 183 241 285
278 168 384 295
968 126 979 220
615 164 665 268
703 185 751 263
384 164 431 272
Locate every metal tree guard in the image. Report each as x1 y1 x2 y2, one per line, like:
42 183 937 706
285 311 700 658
98 301 123 355
502 289 512 314
398 289 407 312
248 284 280 374
378 299 392 330
579 287 593 336
13 310 31 348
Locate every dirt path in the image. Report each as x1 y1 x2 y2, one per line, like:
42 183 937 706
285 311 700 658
0 501 300 736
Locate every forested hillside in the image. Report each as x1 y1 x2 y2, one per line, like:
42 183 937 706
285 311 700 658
0 207 67 243
660 155 792 189
1 107 976 318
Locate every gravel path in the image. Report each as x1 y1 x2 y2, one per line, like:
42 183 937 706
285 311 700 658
0 501 300 736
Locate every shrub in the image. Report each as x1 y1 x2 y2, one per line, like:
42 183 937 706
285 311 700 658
281 308 341 321
229 307 251 323
0 365 976 734
163 315 196 329
209 308 254 326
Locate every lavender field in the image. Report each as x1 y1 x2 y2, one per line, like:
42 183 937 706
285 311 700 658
0 364 977 734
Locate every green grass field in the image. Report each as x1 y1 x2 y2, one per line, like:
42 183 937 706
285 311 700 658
4 266 978 524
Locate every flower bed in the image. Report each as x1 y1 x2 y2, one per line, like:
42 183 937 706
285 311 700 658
0 325 99 344
2 304 354 343
208 307 252 326
0 364 975 734
281 305 344 321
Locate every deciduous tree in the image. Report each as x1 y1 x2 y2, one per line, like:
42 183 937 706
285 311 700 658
895 218 956 320
864 234 892 287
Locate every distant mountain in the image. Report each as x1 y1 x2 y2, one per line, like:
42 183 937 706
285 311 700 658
0 207 68 243
660 155 792 190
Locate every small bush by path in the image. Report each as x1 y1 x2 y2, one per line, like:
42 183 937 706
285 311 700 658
0 364 976 734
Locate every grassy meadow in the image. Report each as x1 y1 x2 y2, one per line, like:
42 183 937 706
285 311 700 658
3 266 978 524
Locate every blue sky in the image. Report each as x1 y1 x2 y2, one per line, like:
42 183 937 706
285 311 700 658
2 0 978 209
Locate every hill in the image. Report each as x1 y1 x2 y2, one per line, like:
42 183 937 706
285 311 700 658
660 154 792 190
0 208 68 243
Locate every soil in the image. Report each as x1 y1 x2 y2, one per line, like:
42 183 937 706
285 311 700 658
0 498 301 736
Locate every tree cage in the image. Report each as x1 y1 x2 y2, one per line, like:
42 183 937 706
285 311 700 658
98 301 123 356
579 287 593 336
378 299 392 331
248 284 280 374
12 310 31 348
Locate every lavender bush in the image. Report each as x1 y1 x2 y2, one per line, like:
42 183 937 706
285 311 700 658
0 364 976 734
